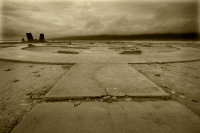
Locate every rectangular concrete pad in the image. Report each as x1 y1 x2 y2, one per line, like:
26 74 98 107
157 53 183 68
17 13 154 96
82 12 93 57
45 63 168 99
45 63 107 99
11 102 200 133
95 63 168 97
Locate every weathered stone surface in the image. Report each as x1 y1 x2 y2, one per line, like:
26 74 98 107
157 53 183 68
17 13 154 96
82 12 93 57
45 63 168 100
45 63 107 100
1 46 200 64
95 63 169 97
11 102 200 133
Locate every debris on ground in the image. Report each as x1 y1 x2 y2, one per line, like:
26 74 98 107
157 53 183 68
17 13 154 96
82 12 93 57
74 101 81 107
31 95 39 99
28 44 35 47
155 73 160 76
124 98 132 102
102 96 115 103
13 79 19 82
112 96 117 101
35 74 41 77
179 95 186 99
85 98 91 102
120 50 142 54
192 99 199 103
26 90 46 100
32 71 39 74
171 91 176 94
4 68 11 71
58 50 78 54
103 96 110 100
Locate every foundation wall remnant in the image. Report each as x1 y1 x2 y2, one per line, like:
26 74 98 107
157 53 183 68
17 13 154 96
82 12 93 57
58 50 78 54
120 50 142 54
26 33 34 42
39 34 45 42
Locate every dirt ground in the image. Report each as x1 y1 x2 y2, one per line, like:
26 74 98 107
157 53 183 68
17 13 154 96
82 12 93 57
0 61 71 133
131 61 200 116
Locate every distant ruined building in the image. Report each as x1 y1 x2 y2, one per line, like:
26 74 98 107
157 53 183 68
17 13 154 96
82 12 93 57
26 33 45 42
39 34 45 42
26 33 34 42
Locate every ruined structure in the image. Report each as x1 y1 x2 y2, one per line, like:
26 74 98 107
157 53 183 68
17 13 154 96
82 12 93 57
26 33 34 42
39 34 45 42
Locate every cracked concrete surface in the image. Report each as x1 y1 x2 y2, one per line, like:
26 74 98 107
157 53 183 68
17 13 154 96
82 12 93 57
45 63 168 100
1 44 200 64
1 43 199 133
11 102 200 133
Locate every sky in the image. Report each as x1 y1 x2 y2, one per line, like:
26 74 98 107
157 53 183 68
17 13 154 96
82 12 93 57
0 0 199 40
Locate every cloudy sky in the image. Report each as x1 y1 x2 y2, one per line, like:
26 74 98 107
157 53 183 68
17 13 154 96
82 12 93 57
0 0 199 40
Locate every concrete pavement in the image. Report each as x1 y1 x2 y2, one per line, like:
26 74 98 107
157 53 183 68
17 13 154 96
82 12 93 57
45 63 168 100
0 45 200 64
11 102 200 133
5 44 200 133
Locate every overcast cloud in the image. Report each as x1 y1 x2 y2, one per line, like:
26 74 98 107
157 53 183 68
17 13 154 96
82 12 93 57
0 0 199 40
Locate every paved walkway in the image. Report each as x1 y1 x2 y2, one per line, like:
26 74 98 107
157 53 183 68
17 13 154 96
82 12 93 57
11 102 200 133
45 63 168 100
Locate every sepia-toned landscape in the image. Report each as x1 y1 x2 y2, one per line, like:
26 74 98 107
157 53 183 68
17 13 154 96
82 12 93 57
0 0 200 133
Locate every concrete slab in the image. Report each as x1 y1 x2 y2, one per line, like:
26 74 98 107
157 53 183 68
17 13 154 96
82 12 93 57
1 46 200 64
11 101 200 133
95 64 168 97
45 63 168 99
45 63 107 99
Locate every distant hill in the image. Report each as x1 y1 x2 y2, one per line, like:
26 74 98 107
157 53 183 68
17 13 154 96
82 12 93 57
50 33 199 40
